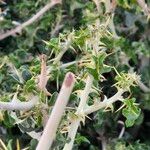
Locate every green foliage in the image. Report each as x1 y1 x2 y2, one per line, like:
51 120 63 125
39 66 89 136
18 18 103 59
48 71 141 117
0 0 149 149
114 72 140 91
24 78 36 93
109 140 150 150
75 133 90 145
87 52 111 80
122 98 141 127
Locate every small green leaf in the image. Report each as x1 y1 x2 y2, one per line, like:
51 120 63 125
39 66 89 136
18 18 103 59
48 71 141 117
75 133 90 144
22 69 32 81
86 67 99 80
24 78 36 93
30 139 38 150
98 52 107 65
100 65 111 74
48 92 58 105
44 38 60 55
122 98 141 127
3 112 15 128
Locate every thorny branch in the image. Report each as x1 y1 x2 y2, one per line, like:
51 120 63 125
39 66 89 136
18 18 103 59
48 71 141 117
63 89 124 150
84 89 124 115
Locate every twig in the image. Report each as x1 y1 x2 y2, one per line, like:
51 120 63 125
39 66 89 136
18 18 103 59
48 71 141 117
118 120 125 139
51 15 64 37
51 24 64 38
101 137 107 150
36 72 75 150
137 80 150 93
60 61 78 69
53 32 74 64
63 75 93 150
105 0 119 39
0 0 62 41
0 95 39 110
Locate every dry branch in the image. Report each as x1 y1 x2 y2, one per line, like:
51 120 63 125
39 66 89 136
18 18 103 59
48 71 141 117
0 0 61 41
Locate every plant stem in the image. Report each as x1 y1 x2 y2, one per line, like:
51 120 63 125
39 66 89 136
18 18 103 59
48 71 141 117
118 121 125 139
0 95 38 110
137 80 150 93
105 0 119 39
0 139 7 150
36 72 75 150
84 89 124 115
51 14 64 37
63 75 93 150
60 61 78 69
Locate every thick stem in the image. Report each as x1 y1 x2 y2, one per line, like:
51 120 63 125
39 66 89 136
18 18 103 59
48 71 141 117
0 0 61 41
0 95 38 110
36 72 75 150
63 75 93 150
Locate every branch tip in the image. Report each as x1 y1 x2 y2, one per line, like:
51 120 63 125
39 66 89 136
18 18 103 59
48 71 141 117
64 72 75 87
